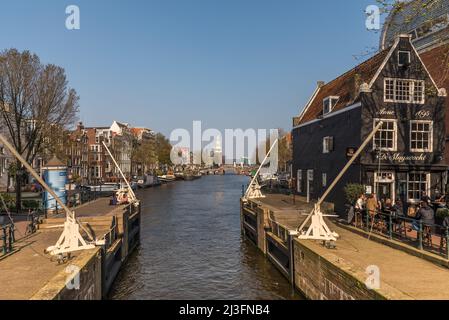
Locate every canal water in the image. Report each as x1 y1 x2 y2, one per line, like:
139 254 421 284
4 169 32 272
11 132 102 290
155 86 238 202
109 175 302 300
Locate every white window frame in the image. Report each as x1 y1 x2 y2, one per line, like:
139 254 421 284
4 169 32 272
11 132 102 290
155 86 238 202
322 173 327 187
373 119 398 152
323 96 339 115
410 120 433 153
384 78 425 104
407 172 431 203
322 136 334 154
398 50 411 67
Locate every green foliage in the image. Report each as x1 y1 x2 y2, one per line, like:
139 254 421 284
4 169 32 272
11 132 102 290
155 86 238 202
437 207 449 219
0 193 15 210
155 133 172 165
22 200 40 210
344 184 365 205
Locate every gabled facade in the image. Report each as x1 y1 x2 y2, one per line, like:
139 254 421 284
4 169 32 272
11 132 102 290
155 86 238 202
67 122 89 184
292 35 448 215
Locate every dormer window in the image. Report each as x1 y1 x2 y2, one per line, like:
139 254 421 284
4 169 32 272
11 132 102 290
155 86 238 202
323 96 339 115
398 51 411 67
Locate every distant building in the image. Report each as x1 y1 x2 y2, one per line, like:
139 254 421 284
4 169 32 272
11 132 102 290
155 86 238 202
292 35 447 214
214 136 223 166
380 0 449 53
130 127 156 176
67 122 89 184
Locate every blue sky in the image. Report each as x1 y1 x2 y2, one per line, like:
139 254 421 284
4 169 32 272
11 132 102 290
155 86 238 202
0 0 380 137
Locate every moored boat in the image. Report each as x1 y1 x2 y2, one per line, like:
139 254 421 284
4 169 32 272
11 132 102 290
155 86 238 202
158 174 176 183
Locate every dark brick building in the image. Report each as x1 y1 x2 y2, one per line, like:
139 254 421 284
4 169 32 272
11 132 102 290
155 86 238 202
292 35 448 215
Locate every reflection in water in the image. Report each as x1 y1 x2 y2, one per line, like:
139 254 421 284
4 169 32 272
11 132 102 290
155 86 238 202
109 175 302 300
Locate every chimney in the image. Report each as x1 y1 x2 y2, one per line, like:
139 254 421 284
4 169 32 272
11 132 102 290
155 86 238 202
77 121 84 132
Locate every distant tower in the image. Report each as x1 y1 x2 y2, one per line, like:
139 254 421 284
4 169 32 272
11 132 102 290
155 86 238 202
214 135 223 166
380 0 449 53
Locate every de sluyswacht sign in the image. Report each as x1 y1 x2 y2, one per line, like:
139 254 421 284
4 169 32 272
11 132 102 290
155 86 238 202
379 153 427 163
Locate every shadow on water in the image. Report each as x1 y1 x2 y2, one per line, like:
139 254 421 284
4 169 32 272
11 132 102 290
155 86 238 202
109 175 303 300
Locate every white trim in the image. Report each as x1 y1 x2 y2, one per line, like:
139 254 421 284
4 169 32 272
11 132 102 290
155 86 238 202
292 102 362 130
369 37 400 89
398 50 411 67
322 136 333 154
410 39 440 93
374 172 396 204
323 96 340 115
369 35 440 93
373 118 398 152
407 172 431 203
384 78 425 104
297 84 323 124
409 120 433 153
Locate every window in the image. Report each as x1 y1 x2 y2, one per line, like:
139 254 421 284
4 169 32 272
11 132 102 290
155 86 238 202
408 173 430 202
323 96 339 115
95 166 102 178
322 173 327 187
398 51 411 67
373 119 397 151
384 78 425 104
323 136 334 154
410 120 433 152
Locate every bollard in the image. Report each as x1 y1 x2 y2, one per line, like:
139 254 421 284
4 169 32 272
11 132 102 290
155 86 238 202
418 220 423 251
388 214 393 239
365 213 370 232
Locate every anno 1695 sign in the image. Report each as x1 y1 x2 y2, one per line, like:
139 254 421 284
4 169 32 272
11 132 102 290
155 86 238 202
379 153 427 163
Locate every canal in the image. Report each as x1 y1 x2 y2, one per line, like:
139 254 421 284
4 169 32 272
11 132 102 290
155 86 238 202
109 174 302 300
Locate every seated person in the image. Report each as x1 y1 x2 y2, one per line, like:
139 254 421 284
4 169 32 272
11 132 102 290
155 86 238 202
412 200 435 231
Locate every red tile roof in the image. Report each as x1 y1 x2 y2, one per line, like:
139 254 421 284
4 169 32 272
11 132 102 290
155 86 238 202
295 48 391 126
420 44 449 89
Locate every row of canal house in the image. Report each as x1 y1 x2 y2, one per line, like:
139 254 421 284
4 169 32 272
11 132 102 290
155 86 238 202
292 34 448 215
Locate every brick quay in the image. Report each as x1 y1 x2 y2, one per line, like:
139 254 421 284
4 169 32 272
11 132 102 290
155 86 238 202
241 194 449 300
0 198 140 300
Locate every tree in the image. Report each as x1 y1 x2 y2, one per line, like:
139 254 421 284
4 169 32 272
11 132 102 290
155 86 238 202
154 133 172 166
0 49 79 211
132 138 157 175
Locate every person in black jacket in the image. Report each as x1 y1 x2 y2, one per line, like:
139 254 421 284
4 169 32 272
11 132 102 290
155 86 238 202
412 200 435 231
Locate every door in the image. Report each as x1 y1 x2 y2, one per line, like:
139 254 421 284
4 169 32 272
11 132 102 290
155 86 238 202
374 172 395 204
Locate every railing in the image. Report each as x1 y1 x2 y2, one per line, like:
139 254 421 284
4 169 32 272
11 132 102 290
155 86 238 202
102 218 117 252
352 210 449 259
1 224 15 256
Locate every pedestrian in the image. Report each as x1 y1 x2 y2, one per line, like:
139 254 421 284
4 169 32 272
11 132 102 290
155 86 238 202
366 193 379 217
